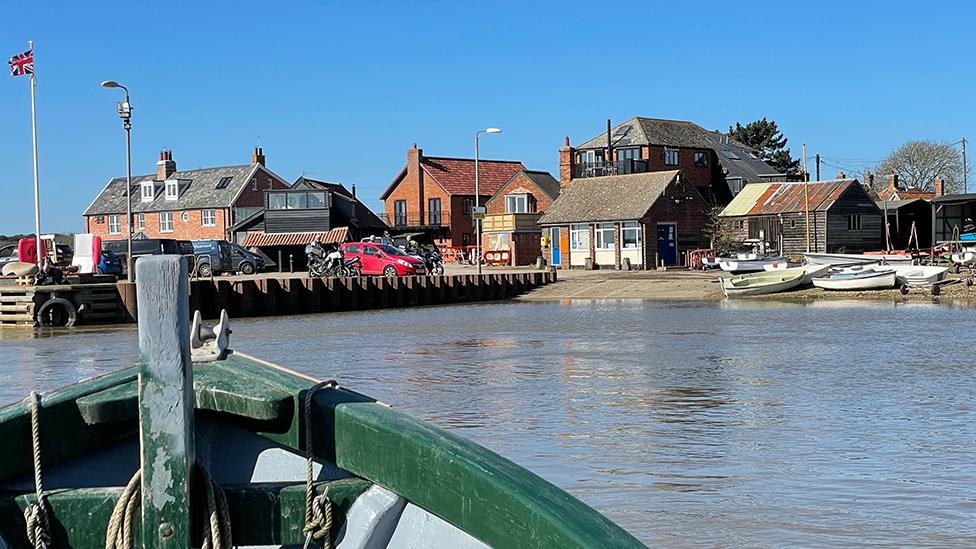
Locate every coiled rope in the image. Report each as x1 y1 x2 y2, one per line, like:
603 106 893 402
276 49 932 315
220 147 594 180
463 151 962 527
104 462 232 549
24 391 51 549
303 380 338 549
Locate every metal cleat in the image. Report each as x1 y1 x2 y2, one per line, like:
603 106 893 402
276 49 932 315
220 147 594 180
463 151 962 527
190 309 232 363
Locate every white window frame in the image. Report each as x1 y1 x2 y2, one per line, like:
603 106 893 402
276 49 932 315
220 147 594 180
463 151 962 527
141 182 154 202
505 193 530 214
621 221 641 249
108 214 121 235
137 213 145 231
159 211 174 233
267 178 273 190
251 178 258 191
664 148 679 166
595 222 615 250
693 151 709 168
570 223 589 251
165 180 178 201
201 209 216 227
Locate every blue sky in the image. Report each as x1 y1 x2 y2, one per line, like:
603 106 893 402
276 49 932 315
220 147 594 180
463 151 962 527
2 1 974 233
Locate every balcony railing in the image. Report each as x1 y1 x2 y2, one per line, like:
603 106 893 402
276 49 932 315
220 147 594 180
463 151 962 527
380 211 452 229
572 159 649 179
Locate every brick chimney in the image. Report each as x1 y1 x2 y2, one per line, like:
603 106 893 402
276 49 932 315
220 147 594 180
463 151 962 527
864 170 875 190
155 150 176 180
934 177 945 197
251 147 266 166
406 144 424 209
836 171 846 180
559 136 575 190
887 173 899 195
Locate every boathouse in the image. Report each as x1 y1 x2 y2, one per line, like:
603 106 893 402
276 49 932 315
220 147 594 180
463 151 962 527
538 170 709 269
719 179 882 256
876 199 931 250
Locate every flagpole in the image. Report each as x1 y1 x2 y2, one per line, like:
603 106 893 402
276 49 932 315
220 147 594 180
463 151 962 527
28 40 42 271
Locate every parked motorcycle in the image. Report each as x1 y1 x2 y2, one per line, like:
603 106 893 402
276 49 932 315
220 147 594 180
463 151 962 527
306 242 351 278
418 246 444 275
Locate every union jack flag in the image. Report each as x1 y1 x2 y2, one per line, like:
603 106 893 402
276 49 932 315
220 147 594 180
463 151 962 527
8 49 33 77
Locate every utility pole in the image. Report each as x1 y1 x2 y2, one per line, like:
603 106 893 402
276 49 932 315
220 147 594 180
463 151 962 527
815 153 820 182
803 143 810 253
963 138 968 194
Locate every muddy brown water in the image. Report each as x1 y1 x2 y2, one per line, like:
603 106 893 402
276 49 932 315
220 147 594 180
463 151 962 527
1 299 974 547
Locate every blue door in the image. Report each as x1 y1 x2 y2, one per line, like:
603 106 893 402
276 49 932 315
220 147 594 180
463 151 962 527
550 227 561 265
657 223 677 265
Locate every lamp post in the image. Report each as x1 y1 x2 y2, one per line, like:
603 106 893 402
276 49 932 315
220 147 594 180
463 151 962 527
101 80 134 282
475 127 501 276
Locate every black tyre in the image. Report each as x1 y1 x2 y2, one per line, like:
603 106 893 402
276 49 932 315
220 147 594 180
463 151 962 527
37 297 77 328
198 263 213 277
239 261 255 275
383 265 398 277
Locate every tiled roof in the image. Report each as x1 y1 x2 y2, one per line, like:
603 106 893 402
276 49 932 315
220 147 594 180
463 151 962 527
719 179 870 217
879 187 936 201
539 170 687 224
241 226 349 247
421 156 525 196
84 164 263 215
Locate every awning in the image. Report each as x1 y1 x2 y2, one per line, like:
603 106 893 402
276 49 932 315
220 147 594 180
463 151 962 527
241 227 349 247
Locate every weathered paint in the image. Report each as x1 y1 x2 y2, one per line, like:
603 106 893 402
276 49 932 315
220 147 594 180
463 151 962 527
135 256 194 549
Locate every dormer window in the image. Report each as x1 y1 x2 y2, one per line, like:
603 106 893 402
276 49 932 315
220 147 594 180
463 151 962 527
165 180 179 201
141 182 154 202
505 193 532 213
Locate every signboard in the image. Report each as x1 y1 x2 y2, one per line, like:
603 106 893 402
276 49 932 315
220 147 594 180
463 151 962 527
471 206 487 220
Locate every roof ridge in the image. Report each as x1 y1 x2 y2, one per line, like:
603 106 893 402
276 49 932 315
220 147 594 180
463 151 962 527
423 155 523 164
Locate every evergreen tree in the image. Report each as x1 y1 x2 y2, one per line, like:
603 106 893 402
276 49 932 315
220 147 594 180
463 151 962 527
728 118 801 175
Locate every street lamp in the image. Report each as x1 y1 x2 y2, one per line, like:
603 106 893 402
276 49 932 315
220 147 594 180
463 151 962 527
475 127 502 276
101 80 134 282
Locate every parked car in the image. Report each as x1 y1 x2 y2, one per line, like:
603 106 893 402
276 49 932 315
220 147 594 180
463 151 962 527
191 240 265 276
102 238 195 274
340 242 426 276
229 242 265 274
96 249 124 276
0 245 18 269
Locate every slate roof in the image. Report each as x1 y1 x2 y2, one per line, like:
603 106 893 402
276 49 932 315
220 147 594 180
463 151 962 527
294 177 387 229
719 179 869 217
538 170 684 224
575 116 784 183
84 164 259 216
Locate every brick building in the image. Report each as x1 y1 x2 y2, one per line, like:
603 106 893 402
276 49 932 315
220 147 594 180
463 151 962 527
561 117 792 204
481 169 560 265
539 170 710 269
380 145 526 247
83 148 290 241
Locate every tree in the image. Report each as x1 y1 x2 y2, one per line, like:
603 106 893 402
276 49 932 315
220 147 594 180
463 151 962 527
728 118 801 175
874 140 965 194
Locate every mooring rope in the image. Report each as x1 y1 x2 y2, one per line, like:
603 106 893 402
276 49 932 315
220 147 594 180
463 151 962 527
303 380 338 549
24 391 51 549
104 462 232 549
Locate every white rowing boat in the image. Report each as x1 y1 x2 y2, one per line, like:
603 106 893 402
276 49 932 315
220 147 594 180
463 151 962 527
718 253 784 273
812 268 897 291
803 252 914 267
891 265 949 287
721 268 805 297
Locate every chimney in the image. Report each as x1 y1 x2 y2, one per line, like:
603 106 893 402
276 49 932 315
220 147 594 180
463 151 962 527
406 143 423 176
351 183 357 198
837 171 846 180
864 170 875 191
155 150 176 180
934 177 945 197
251 146 266 166
887 173 899 193
559 136 575 190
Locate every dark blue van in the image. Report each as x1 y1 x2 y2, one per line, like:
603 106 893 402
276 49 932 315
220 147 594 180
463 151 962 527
192 240 265 276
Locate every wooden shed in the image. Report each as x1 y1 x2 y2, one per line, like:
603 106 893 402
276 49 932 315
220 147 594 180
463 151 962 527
719 179 882 256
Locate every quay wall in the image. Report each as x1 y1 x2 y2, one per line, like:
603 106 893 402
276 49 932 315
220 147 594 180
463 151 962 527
118 271 557 321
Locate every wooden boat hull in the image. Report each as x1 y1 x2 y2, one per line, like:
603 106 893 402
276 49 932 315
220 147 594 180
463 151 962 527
812 270 897 291
0 352 643 548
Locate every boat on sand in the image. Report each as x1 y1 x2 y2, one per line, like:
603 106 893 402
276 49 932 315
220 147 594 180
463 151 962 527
891 265 949 287
718 253 785 274
0 257 641 549
812 268 897 291
803 252 914 267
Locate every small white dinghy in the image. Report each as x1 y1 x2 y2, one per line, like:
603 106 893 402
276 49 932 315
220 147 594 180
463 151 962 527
803 252 914 267
812 268 897 291
762 259 798 271
891 265 949 287
719 253 784 274
721 268 806 297
950 248 976 266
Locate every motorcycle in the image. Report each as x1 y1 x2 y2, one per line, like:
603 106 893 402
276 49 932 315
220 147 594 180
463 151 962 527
416 246 444 275
306 242 352 278
344 255 363 277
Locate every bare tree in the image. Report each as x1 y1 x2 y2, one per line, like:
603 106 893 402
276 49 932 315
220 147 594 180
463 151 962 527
874 140 965 193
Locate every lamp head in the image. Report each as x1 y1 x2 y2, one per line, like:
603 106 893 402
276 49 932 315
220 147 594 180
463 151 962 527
485 127 502 134
100 80 120 88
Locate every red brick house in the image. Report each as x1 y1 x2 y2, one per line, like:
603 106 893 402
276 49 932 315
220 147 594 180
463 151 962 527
481 169 560 265
380 145 526 247
83 148 290 241
560 117 793 204
539 170 710 269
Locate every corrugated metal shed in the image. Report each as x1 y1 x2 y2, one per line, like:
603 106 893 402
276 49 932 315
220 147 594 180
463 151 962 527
720 179 860 217
242 227 349 247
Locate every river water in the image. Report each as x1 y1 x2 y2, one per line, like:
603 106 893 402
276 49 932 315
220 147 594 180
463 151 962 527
1 299 974 547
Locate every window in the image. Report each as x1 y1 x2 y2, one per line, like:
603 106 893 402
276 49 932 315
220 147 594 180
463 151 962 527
617 148 642 161
664 148 679 166
307 192 327 209
729 178 745 195
694 152 709 168
346 244 361 254
141 182 154 202
286 192 307 210
505 194 530 214
394 200 407 226
790 219 796 229
202 209 216 227
462 198 475 215
251 179 257 191
108 215 121 234
735 220 745 229
159 212 174 232
165 180 178 200
215 176 232 189
269 193 287 210
267 178 273 190
847 214 862 231
137 213 145 231
621 221 641 249
428 198 442 224
570 223 589 251
581 150 604 163
595 222 615 249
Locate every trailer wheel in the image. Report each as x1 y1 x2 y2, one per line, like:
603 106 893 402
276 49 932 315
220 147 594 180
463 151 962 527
37 297 77 328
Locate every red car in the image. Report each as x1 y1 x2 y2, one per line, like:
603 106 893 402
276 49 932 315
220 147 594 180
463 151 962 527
340 242 426 276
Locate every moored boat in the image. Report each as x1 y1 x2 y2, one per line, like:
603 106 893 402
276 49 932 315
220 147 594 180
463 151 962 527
720 268 805 297
812 268 897 291
719 253 785 274
803 252 914 267
891 265 949 287
0 257 643 549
